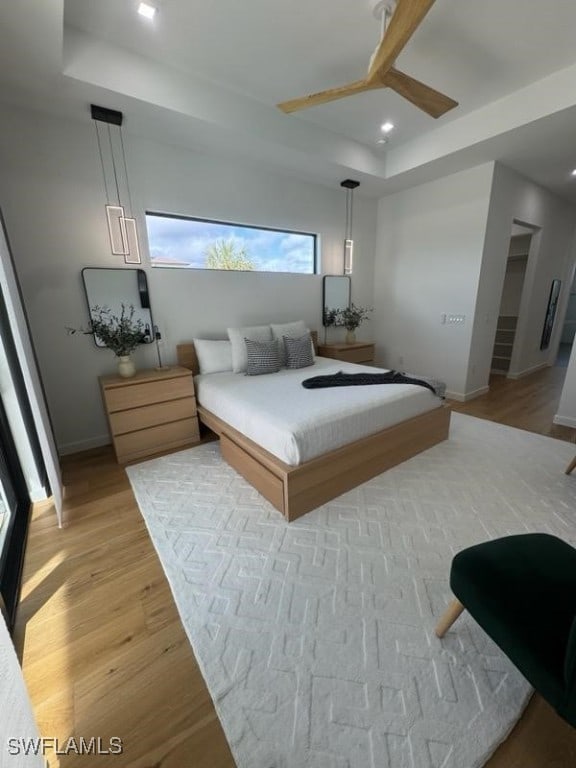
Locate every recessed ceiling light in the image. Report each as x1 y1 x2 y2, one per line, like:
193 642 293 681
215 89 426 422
138 2 157 19
572 169 576 176
381 121 394 133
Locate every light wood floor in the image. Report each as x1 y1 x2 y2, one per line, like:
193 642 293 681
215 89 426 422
16 365 576 767
450 365 576 443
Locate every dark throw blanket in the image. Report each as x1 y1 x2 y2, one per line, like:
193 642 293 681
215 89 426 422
302 370 445 398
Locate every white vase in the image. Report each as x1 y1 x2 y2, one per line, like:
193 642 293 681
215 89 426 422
117 355 136 378
345 329 356 344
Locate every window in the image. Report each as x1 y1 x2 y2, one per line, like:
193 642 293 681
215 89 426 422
146 212 317 274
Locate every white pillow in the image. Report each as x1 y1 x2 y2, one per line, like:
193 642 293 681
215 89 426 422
270 320 307 341
193 339 233 375
270 321 308 365
227 324 273 373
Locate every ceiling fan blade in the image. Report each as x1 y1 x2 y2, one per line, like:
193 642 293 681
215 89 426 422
382 67 458 117
277 79 381 113
367 0 435 82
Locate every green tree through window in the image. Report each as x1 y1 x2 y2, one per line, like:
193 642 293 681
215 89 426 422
204 239 254 270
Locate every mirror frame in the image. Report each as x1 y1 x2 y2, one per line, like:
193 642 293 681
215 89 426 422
322 275 351 325
81 267 154 348
540 278 561 350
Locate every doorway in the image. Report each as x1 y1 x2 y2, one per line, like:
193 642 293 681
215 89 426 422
556 272 576 367
491 231 531 375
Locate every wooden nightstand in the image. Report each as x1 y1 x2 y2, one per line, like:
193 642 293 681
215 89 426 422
100 366 200 464
317 341 375 364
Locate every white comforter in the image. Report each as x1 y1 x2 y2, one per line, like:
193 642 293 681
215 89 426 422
194 357 442 466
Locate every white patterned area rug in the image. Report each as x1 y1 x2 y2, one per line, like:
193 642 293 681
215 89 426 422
126 414 576 768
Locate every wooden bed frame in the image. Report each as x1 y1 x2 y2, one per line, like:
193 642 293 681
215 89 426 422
177 334 451 522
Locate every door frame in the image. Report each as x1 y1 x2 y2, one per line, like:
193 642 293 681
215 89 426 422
0 395 31 631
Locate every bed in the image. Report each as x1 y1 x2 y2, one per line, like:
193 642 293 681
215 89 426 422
177 332 451 522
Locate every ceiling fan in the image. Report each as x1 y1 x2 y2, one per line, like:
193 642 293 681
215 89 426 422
277 0 457 119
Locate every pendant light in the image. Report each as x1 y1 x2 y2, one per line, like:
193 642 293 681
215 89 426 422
340 179 359 275
91 104 141 264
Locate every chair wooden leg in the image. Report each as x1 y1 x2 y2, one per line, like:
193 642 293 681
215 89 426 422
565 455 576 475
435 598 465 638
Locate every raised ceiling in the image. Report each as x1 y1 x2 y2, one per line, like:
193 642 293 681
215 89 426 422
64 0 576 149
2 1 576 201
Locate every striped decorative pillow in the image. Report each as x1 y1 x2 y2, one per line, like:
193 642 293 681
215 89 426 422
284 333 314 369
244 338 281 376
271 320 307 366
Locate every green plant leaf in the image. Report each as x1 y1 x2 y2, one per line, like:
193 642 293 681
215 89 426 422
67 304 145 356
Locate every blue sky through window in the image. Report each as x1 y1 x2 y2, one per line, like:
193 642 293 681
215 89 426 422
146 214 316 273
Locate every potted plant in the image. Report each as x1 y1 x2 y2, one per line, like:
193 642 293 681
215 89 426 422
337 304 373 344
322 307 341 343
67 304 146 377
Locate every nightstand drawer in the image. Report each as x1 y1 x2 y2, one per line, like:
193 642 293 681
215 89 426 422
109 397 197 436
318 343 375 364
115 417 200 462
339 347 374 364
105 376 193 412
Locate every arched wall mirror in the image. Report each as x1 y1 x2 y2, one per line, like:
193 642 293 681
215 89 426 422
322 275 351 324
82 267 154 347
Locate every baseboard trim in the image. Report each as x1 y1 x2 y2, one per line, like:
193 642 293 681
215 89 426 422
446 385 489 403
29 488 50 503
553 414 576 428
59 434 111 456
506 362 548 380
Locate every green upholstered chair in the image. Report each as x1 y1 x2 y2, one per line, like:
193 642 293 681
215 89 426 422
435 533 576 728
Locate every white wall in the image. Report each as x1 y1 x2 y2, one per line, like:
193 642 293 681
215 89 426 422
560 294 576 344
467 163 576 391
373 162 576 401
0 104 377 454
556 346 576 427
373 164 495 399
556 255 576 427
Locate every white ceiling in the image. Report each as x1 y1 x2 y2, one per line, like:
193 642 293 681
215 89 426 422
63 0 576 149
3 0 576 202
